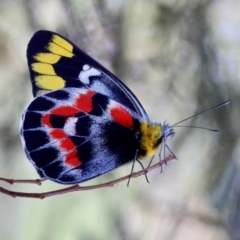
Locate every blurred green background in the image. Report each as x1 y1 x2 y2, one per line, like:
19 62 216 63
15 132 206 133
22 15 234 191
0 0 239 239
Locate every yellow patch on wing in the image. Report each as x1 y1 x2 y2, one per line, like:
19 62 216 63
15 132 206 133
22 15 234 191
34 53 61 64
47 34 74 58
52 35 73 52
35 75 65 90
138 122 162 158
32 63 56 75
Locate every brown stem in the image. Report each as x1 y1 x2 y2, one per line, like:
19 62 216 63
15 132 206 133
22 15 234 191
0 177 46 185
0 155 175 199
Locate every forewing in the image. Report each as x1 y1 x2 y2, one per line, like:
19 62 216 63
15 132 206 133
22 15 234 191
27 30 149 120
20 88 141 184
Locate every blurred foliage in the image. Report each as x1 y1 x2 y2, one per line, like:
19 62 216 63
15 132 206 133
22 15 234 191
0 0 239 239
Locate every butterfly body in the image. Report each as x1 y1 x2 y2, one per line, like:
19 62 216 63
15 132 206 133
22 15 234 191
20 31 171 184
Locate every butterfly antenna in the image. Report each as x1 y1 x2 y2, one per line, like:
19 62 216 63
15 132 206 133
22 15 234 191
171 100 230 127
172 125 220 133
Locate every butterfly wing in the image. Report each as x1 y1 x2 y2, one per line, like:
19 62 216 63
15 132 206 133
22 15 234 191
20 87 142 184
27 30 149 120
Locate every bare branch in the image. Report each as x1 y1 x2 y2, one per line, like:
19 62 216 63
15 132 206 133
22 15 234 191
0 155 175 199
0 177 46 185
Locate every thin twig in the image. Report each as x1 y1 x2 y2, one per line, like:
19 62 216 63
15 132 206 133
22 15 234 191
0 155 175 199
0 177 46 185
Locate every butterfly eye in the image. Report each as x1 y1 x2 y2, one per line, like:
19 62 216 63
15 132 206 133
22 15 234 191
162 122 175 141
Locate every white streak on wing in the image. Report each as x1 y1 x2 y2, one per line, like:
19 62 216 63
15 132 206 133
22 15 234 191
91 80 112 97
64 117 78 135
78 65 101 84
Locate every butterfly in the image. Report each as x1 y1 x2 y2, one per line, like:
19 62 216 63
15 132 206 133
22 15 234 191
20 31 228 185
20 30 174 184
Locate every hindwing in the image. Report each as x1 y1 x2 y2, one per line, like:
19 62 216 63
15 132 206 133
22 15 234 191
27 30 149 120
20 88 142 184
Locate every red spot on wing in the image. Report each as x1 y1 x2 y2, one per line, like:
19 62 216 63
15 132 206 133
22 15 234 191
50 129 67 139
51 106 79 116
110 105 133 128
41 114 52 127
65 150 81 167
60 138 75 151
85 90 95 98
74 92 94 113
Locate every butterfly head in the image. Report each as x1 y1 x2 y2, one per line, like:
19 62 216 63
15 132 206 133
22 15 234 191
162 121 175 142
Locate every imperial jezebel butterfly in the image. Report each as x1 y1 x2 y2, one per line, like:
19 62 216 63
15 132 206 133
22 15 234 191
20 31 229 184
